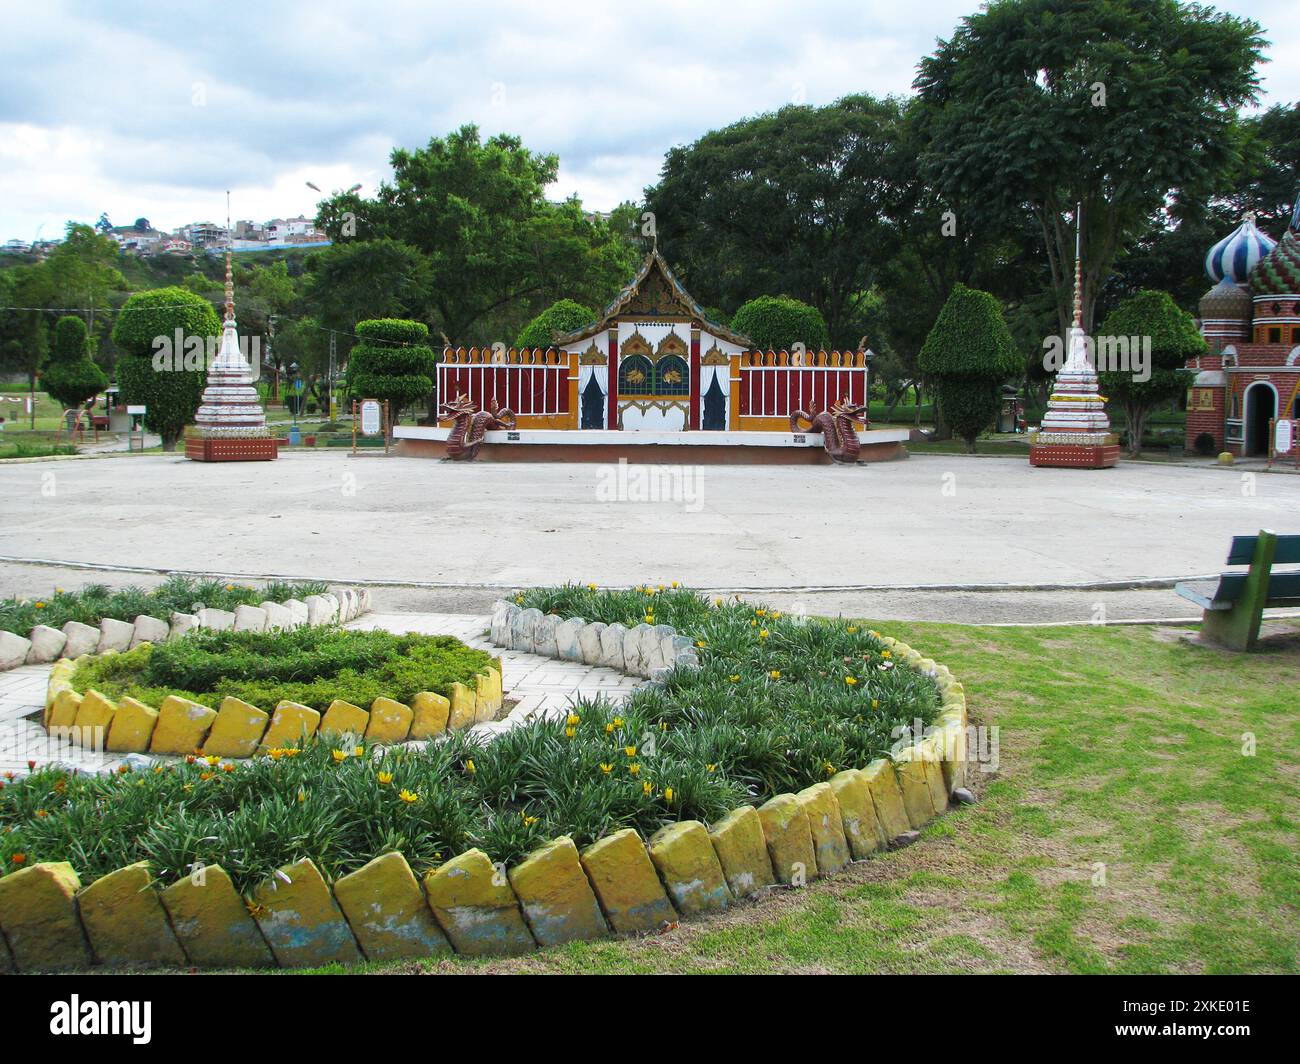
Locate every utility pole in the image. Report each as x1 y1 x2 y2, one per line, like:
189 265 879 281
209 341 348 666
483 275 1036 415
329 331 337 420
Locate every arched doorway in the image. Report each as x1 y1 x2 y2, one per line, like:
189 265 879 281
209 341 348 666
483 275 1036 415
1243 382 1277 456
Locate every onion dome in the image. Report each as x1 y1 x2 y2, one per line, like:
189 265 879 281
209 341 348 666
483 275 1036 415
1198 278 1251 321
1249 230 1300 296
1205 215 1275 284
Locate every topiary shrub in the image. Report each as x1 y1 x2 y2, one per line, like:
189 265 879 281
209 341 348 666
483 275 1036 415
111 287 221 450
515 299 593 349
40 316 108 412
731 295 829 352
345 318 437 422
918 283 1022 452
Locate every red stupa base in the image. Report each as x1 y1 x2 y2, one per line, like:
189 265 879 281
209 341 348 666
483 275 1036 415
1029 443 1120 469
186 436 280 462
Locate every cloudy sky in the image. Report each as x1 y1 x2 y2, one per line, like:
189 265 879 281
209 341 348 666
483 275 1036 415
2 0 1296 242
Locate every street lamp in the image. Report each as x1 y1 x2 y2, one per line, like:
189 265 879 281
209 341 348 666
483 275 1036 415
288 362 299 427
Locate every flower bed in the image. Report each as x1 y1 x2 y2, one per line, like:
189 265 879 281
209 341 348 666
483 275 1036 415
0 587 969 971
0 576 329 637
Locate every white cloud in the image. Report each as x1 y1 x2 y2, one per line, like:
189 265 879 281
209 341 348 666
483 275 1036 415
0 0 1293 241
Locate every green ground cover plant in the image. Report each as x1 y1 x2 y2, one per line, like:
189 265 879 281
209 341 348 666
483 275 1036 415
0 576 330 636
1 588 939 893
69 626 493 712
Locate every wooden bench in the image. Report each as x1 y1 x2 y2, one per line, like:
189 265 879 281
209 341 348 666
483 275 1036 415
1175 529 1300 650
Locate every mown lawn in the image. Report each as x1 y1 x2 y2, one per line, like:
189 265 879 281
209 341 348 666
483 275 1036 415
338 617 1298 975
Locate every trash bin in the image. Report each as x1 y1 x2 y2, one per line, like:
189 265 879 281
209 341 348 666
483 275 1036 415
288 425 301 446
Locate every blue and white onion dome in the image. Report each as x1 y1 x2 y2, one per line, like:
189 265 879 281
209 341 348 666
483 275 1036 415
1205 213 1276 284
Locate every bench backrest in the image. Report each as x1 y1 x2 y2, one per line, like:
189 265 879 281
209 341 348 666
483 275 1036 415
1226 534 1300 565
1215 569 1300 605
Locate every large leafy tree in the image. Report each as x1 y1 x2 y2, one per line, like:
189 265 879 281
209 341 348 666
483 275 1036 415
112 287 221 451
314 126 636 345
42 222 127 335
1096 289 1201 455
645 95 905 346
918 283 1023 452
41 316 108 411
913 0 1265 337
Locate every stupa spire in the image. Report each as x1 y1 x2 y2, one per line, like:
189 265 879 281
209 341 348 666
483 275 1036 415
1028 202 1120 468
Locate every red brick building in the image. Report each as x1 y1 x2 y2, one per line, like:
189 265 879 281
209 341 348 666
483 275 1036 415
1186 211 1300 457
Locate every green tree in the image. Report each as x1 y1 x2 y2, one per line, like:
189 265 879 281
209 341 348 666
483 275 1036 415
304 239 430 337
1096 289 1202 456
111 287 221 451
40 316 108 411
645 95 906 345
730 295 829 352
515 299 594 349
918 283 1022 452
345 319 437 423
315 126 636 344
914 0 1265 337
42 222 127 333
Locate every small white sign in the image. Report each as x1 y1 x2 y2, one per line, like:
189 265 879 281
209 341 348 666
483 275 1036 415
1275 418 1293 454
360 399 382 436
126 405 147 415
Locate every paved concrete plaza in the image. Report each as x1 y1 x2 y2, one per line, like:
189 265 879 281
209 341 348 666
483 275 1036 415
0 451 1295 594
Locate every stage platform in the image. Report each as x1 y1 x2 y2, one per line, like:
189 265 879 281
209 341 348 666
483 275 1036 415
392 426 911 464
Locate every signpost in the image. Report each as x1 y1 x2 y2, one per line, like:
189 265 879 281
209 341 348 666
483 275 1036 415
352 398 390 455
126 405 147 453
1268 418 1298 469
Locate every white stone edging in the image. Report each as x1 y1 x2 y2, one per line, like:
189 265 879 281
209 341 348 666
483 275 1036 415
0 587 373 672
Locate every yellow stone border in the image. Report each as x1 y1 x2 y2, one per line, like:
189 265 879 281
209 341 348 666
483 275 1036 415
41 653 504 758
2 635 968 971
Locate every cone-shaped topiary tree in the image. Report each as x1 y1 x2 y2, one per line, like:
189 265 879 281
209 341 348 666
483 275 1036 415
1095 289 1201 456
515 299 594 349
41 315 108 413
345 319 437 423
111 287 221 451
731 295 829 352
918 283 1022 453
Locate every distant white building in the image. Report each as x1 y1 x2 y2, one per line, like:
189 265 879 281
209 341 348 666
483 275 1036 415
2 239 31 253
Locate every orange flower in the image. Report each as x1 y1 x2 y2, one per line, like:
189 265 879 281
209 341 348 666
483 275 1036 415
10 853 26 865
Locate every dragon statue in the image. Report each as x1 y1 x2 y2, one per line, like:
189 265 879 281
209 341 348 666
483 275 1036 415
790 397 869 464
439 393 517 461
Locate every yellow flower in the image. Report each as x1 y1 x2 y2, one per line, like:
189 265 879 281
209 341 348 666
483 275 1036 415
728 674 740 682
628 763 641 776
522 813 538 826
822 761 835 776
398 789 419 804
465 759 476 775
881 649 892 659
671 581 679 588
55 587 64 593
515 595 524 604
565 726 577 739
642 781 653 795
297 788 306 803
331 749 348 763
605 722 615 734
199 771 214 781
221 763 235 773
600 762 613 774
847 626 859 633
204 754 220 766
772 611 782 619
284 748 301 758
587 583 597 590
664 787 674 802
612 717 623 727
769 669 781 680
225 584 234 591
759 629 769 639
756 609 766 617
750 619 757 627
659 722 667 732
34 601 44 609
871 699 880 710
845 676 858 686
353 746 365 757
714 597 723 606
377 771 394 785
706 763 716 773
624 746 636 757
566 713 581 726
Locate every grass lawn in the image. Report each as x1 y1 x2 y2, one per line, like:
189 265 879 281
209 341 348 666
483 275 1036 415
337 617 1298 975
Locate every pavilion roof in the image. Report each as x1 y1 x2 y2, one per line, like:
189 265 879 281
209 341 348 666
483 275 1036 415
554 247 753 348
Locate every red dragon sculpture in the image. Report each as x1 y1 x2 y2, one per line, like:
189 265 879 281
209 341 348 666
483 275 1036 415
440 393 517 461
790 397 869 464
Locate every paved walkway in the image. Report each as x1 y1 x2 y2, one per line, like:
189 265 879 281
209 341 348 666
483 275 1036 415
0 613 643 778
3 451 1298 589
